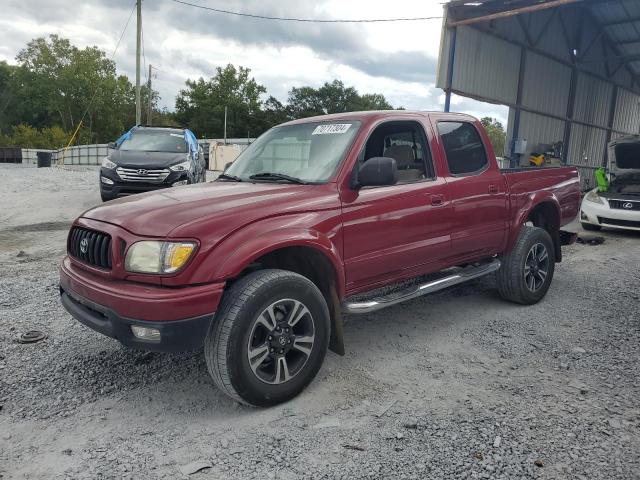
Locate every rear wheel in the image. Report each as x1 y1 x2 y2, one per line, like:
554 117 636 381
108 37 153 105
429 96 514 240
497 226 555 305
581 222 601 231
205 269 330 406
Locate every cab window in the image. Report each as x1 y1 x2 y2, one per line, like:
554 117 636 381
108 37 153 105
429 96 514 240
358 121 435 183
437 121 488 176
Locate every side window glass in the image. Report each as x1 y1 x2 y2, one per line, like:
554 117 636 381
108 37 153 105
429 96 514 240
437 121 488 175
360 121 435 183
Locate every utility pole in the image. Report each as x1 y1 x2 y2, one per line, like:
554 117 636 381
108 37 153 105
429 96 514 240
223 106 227 145
147 64 152 125
135 0 142 125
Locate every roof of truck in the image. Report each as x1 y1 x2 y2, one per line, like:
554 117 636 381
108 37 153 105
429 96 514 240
280 110 477 126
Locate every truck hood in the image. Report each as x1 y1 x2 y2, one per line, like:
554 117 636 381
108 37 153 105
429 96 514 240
81 181 339 238
109 149 187 169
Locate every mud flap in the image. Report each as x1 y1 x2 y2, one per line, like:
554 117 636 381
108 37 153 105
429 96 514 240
328 286 345 356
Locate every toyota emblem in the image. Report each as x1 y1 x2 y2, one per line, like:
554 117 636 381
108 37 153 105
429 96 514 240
623 202 633 209
137 169 148 175
80 238 89 254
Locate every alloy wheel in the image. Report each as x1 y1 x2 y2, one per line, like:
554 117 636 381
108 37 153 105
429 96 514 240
247 299 315 384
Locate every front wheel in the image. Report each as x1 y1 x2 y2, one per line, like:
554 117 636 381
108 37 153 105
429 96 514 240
205 269 330 406
497 226 555 305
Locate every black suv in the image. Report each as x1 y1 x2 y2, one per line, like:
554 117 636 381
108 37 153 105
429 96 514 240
100 126 206 202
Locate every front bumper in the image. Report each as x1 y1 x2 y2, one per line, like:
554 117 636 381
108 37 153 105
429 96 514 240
60 256 225 351
580 197 640 231
60 288 212 351
99 167 193 198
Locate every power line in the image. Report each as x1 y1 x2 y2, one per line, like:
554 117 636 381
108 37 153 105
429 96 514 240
170 0 442 23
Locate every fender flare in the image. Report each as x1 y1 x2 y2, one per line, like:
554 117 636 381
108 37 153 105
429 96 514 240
207 225 346 299
506 191 562 255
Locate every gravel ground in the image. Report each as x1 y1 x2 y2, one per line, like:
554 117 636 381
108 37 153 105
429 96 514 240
1 164 639 480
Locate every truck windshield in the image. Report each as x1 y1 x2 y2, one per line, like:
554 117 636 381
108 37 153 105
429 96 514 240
226 121 361 183
119 131 187 153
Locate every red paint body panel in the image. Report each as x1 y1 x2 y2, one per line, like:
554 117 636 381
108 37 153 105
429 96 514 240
60 111 580 325
60 256 224 321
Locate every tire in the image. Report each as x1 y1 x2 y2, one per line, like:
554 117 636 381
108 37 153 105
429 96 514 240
581 222 601 231
496 226 555 305
205 269 330 406
100 192 115 202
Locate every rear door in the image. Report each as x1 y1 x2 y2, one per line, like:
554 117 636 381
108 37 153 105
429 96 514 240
341 118 452 290
431 117 508 260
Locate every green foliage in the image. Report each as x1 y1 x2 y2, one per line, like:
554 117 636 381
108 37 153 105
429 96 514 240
1 35 161 146
175 64 266 138
0 124 70 149
4 35 397 145
481 117 506 156
175 72 396 138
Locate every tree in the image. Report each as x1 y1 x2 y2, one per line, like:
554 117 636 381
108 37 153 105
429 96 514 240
7 35 160 144
286 80 393 119
481 117 506 156
175 64 266 138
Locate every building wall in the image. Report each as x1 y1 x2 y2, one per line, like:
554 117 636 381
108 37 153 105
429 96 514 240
437 6 640 191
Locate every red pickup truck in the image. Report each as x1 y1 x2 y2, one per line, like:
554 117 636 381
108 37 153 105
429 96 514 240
60 111 580 406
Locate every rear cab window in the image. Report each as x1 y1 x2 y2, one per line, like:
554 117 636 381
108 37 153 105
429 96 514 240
437 121 488 176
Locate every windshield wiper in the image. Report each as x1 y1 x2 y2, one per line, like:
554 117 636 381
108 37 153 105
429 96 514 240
217 172 242 182
249 172 308 184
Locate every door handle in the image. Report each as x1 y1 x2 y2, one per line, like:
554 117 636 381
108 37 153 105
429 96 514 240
431 194 445 206
488 185 499 194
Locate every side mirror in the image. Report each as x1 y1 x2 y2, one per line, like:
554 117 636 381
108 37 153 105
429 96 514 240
224 161 233 171
107 142 117 149
353 157 397 188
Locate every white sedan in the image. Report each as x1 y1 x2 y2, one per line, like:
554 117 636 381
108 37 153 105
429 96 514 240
581 188 640 232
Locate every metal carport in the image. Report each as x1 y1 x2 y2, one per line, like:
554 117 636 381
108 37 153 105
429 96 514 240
436 0 640 189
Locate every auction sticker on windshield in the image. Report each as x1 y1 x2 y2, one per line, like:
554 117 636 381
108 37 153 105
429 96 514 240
312 124 352 135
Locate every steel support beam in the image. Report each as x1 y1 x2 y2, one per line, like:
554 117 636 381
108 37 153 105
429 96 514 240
510 47 527 168
448 0 582 27
562 67 578 164
444 26 457 113
603 85 618 166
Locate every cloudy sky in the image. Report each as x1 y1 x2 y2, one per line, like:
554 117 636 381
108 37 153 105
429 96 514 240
0 0 507 124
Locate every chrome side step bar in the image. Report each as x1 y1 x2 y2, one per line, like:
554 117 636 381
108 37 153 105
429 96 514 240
343 259 501 314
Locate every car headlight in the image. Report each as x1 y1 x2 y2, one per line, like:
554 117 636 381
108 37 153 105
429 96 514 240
170 161 191 172
125 241 197 274
584 190 604 205
102 157 117 169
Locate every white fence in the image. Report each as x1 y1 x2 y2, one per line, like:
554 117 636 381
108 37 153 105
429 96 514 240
21 144 108 166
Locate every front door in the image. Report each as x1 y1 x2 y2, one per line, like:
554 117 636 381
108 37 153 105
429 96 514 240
341 119 452 291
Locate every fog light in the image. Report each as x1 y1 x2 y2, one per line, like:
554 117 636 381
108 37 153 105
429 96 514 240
172 180 188 186
101 176 114 185
131 325 161 341
580 210 587 220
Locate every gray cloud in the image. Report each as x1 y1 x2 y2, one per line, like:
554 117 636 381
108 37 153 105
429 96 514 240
0 0 509 120
155 0 436 84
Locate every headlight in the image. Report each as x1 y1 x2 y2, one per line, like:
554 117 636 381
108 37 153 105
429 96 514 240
585 190 604 205
102 157 117 169
125 241 197 274
170 161 191 172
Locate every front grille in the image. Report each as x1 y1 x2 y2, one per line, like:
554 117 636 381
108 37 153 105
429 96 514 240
116 167 170 183
68 227 113 269
608 199 640 211
598 217 640 229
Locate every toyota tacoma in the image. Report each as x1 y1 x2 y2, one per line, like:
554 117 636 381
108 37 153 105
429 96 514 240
60 111 580 406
